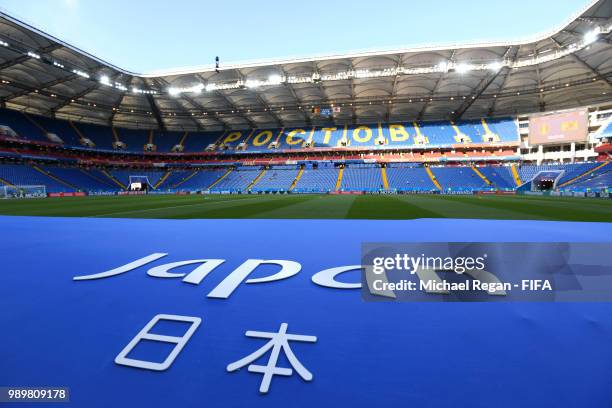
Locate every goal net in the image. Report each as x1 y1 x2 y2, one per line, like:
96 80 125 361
0 185 47 199
128 175 153 191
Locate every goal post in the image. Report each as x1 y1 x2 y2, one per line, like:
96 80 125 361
0 185 47 199
128 175 153 191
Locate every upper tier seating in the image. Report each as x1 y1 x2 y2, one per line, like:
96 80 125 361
152 131 184 152
0 109 49 142
212 119 519 152
0 108 519 153
73 122 115 150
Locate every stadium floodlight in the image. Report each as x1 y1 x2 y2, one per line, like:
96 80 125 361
245 79 261 89
268 74 282 85
455 63 473 74
99 75 111 85
27 51 41 59
436 62 450 73
0 40 8 47
584 28 600 45
192 83 204 94
168 87 180 96
205 83 217 92
487 61 503 71
72 69 90 79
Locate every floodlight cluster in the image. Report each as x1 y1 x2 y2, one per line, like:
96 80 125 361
0 21 608 106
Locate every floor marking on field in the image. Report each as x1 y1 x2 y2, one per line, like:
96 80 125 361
89 196 270 218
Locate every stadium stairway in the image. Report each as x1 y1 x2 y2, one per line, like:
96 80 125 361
69 121 87 145
154 171 171 189
23 113 49 141
111 127 121 145
335 168 344 191
172 171 198 188
206 168 233 190
32 166 79 190
102 169 126 189
425 166 442 190
247 168 267 189
0 175 15 187
559 161 610 188
178 131 189 149
471 166 492 186
381 167 390 191
289 168 304 191
511 164 522 186
79 169 116 189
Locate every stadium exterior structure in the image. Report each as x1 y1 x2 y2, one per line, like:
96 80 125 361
0 0 611 197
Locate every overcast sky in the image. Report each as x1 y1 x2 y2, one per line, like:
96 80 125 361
0 0 591 73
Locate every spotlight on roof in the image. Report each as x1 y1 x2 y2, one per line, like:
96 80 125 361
436 62 450 73
168 87 180 96
455 63 473 74
245 79 260 89
268 74 282 85
99 75 110 85
584 28 600 45
192 83 204 94
487 61 503 71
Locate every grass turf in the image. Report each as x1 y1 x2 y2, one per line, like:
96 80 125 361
0 193 610 221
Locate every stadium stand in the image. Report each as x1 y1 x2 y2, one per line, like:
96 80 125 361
429 166 490 192
109 170 164 188
340 164 384 192
210 167 262 192
156 170 196 190
0 108 519 152
0 164 75 192
177 169 228 191
0 106 608 196
476 166 515 189
73 122 115 150
385 164 438 192
562 167 612 192
42 166 117 192
250 166 299 192
0 109 49 142
293 165 339 193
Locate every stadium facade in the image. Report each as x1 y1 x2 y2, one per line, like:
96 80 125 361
0 0 611 197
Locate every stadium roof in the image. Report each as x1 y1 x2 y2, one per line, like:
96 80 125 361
0 0 611 131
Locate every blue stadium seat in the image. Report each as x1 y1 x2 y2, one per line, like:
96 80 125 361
430 167 489 192
341 164 383 191
293 166 339 193
386 165 437 192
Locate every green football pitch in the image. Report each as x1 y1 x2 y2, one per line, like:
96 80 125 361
0 193 610 221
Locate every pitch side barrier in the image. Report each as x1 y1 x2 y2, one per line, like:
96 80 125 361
524 190 611 198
